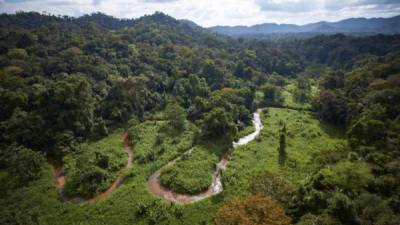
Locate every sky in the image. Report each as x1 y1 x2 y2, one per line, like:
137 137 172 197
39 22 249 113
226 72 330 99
0 0 399 27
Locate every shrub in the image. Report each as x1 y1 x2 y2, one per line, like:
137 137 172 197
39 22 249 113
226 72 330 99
5 145 45 185
250 172 294 206
201 107 238 143
65 165 108 198
215 195 291 225
159 147 216 194
296 213 341 225
354 193 400 225
327 192 357 224
165 100 186 131
318 161 373 195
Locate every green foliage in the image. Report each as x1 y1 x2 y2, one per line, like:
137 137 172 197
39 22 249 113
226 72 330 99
165 99 186 131
266 72 288 87
63 131 126 198
293 76 311 103
202 60 226 90
206 87 253 125
134 200 184 225
289 160 374 222
1 11 400 225
7 48 28 59
296 213 341 225
224 108 345 197
311 144 349 168
160 147 218 194
215 195 291 225
307 55 400 224
260 83 283 106
250 172 294 206
327 192 357 224
318 161 373 195
320 71 345 90
354 193 400 225
66 165 108 198
291 34 400 68
0 108 49 150
201 107 238 143
0 144 45 186
173 74 209 108
280 80 318 110
129 120 196 164
301 64 330 78
313 90 347 124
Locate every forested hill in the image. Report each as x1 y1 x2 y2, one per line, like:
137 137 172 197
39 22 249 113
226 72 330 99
0 11 196 30
1 11 400 153
0 12 236 152
1 11 400 225
0 12 219 45
210 15 400 38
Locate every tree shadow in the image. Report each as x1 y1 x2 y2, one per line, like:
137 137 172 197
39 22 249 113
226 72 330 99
317 118 346 139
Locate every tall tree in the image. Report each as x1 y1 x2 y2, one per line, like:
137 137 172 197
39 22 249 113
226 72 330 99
165 99 186 131
278 122 287 166
201 107 238 143
293 76 311 103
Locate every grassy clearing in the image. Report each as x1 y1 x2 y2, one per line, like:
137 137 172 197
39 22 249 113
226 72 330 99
157 138 228 195
1 118 223 225
18 120 214 225
223 107 346 197
160 146 218 194
2 107 346 225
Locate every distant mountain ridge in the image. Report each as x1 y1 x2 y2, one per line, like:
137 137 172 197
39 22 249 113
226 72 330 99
0 11 206 32
2 11 399 39
209 16 400 37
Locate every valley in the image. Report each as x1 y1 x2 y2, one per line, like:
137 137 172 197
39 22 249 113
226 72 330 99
0 11 399 225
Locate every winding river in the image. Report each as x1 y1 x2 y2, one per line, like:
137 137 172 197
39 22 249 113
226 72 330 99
51 109 263 204
147 109 264 203
51 132 133 203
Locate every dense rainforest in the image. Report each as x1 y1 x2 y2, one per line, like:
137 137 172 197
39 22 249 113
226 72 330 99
0 11 400 225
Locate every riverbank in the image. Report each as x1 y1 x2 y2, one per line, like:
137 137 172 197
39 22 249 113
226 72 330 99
146 109 264 203
50 131 133 203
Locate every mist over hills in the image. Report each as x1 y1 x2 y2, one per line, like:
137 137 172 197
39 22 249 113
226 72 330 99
2 11 399 39
209 15 400 37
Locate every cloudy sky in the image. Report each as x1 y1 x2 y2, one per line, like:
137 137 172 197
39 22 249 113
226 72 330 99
0 0 399 27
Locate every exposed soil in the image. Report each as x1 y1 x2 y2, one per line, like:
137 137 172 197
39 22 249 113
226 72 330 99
50 131 133 204
147 109 264 203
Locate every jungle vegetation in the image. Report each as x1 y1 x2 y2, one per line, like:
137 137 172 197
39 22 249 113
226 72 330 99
0 11 399 225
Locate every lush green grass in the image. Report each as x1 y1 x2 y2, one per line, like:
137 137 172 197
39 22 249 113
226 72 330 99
0 120 215 225
63 130 126 198
1 108 346 225
160 146 218 194
223 107 346 197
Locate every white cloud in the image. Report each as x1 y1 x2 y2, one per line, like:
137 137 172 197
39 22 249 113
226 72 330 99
0 0 399 26
257 0 322 13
